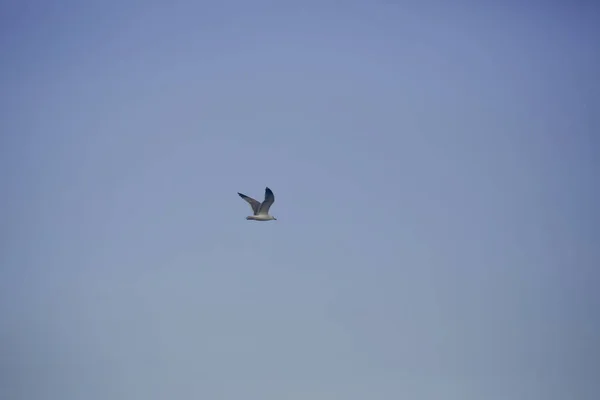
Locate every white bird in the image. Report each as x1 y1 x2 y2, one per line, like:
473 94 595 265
237 187 277 221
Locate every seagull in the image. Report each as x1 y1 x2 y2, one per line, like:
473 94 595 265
237 187 277 221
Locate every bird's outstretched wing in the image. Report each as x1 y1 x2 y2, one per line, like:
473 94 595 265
238 192 261 215
258 187 275 215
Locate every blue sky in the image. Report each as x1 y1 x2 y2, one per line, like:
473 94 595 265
1 1 599 399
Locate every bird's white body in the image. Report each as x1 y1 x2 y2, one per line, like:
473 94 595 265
238 187 277 222
246 215 276 221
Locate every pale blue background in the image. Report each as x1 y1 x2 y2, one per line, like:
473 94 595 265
1 1 599 399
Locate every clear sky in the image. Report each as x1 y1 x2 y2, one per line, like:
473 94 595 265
1 1 599 399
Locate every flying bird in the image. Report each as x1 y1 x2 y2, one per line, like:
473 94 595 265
237 187 277 221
